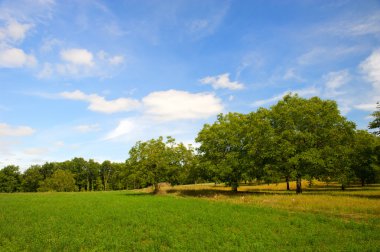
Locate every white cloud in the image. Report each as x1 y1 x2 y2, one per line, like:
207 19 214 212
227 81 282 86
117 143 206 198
142 89 223 121
0 123 35 137
360 49 380 91
354 103 378 111
200 73 245 90
0 47 36 68
252 86 320 107
74 124 100 133
0 21 32 43
60 48 94 66
323 70 350 97
60 90 141 114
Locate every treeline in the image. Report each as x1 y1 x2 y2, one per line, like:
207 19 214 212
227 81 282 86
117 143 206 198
1 94 379 193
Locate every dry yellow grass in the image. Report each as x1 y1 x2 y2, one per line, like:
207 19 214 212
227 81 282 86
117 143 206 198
158 181 380 224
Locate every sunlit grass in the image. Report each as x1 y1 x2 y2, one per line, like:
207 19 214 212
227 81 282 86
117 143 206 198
162 182 380 224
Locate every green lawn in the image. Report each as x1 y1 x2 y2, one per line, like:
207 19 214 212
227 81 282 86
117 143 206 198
0 191 379 251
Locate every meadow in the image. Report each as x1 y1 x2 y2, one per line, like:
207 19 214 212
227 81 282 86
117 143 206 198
0 183 379 251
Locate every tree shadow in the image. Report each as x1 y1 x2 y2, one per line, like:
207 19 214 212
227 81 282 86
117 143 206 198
166 189 291 198
166 188 380 199
121 192 153 196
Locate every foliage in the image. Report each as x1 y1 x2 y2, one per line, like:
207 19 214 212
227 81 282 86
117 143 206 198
22 165 44 192
128 136 195 193
0 165 21 192
368 102 380 135
269 94 356 193
38 169 76 192
351 130 379 185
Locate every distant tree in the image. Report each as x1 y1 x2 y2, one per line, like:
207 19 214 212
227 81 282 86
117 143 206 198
40 162 57 180
368 102 380 135
69 157 88 191
128 136 187 193
38 169 76 192
351 130 378 186
0 165 21 192
22 165 44 192
100 160 113 191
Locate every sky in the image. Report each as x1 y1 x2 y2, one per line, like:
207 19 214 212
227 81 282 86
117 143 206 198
0 0 380 170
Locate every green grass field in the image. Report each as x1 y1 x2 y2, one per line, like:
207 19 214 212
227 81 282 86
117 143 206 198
0 185 379 251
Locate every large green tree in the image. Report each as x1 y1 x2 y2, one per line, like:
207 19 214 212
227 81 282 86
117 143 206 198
196 113 252 191
269 94 355 193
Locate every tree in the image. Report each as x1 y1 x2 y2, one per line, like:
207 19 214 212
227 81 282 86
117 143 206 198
269 94 356 193
0 165 21 192
38 169 76 192
22 165 44 192
351 130 378 186
196 113 252 191
127 136 186 193
100 160 113 191
369 102 380 135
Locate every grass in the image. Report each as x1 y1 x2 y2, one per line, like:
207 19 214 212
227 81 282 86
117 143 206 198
165 182 380 223
0 187 379 251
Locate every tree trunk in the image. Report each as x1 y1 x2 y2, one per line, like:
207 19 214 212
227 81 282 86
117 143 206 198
153 183 160 194
361 179 365 187
296 177 302 194
286 176 290 191
341 184 345 190
231 181 238 192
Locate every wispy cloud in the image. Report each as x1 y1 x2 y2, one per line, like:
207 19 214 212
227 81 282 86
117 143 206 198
0 123 35 137
252 86 320 107
323 69 350 97
74 124 101 133
318 11 380 38
283 68 304 82
185 3 229 40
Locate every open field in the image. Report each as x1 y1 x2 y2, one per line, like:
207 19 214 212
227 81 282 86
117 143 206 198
1 184 379 251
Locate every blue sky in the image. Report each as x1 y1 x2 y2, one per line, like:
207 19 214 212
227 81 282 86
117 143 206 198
0 0 379 170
